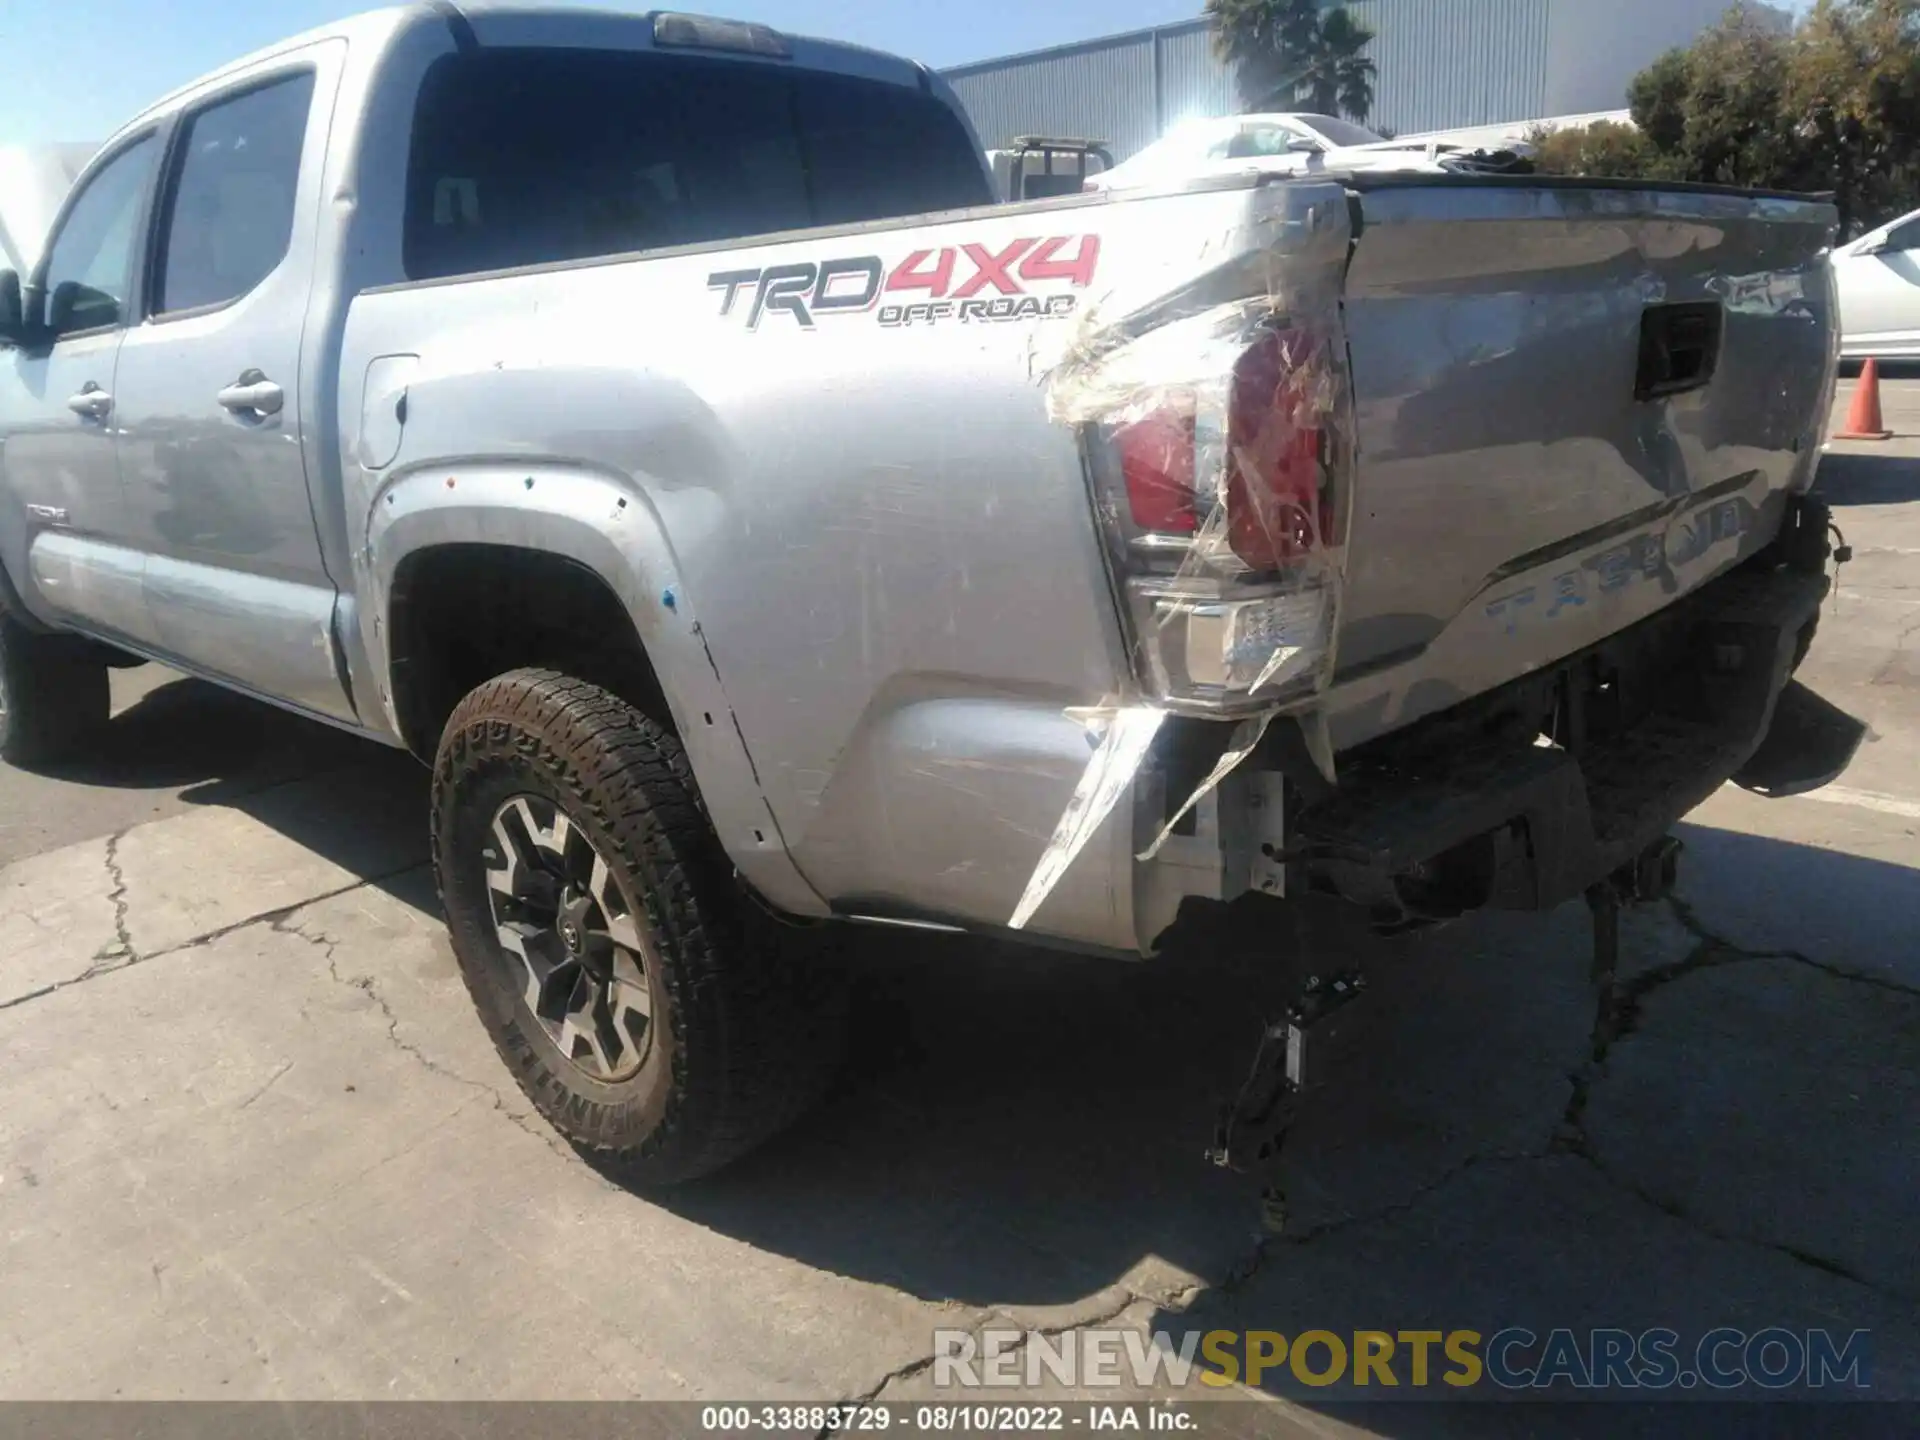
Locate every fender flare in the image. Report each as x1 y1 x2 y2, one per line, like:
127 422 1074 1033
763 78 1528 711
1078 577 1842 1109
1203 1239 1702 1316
360 460 827 917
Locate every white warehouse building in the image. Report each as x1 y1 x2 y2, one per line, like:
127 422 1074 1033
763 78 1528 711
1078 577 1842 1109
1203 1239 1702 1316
944 0 1791 161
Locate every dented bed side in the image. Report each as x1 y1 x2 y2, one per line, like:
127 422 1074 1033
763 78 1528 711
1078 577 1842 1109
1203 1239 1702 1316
344 179 1354 952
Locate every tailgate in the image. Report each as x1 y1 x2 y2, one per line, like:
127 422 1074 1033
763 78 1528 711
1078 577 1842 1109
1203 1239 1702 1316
1326 177 1839 750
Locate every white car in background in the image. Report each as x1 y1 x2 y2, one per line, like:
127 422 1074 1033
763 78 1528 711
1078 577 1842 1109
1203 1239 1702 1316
1085 112 1532 193
1833 208 1920 359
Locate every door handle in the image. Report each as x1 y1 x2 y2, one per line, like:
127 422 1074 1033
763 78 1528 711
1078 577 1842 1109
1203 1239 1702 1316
66 385 112 419
217 373 284 417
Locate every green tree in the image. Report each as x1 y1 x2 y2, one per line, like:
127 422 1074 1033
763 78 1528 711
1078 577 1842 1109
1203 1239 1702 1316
1528 120 1664 180
1629 9 1807 193
1532 0 1920 235
1320 8 1379 121
1207 0 1380 122
1788 0 1920 233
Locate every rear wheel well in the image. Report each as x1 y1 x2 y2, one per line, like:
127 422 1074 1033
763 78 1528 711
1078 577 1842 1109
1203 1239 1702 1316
387 544 672 759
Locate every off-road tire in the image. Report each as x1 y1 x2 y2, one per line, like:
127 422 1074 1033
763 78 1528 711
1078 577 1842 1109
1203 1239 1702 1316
432 668 841 1184
0 614 111 766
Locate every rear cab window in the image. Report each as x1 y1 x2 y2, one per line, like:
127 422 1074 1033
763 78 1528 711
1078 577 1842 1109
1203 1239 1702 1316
403 48 992 282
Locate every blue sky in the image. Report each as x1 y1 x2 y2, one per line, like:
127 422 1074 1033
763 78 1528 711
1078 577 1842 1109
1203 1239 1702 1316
0 0 1200 143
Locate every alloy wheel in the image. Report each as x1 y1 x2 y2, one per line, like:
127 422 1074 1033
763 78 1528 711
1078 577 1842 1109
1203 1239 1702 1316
484 795 654 1081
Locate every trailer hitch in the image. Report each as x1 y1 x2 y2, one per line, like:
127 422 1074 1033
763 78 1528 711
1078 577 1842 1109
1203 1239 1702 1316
1207 969 1369 1234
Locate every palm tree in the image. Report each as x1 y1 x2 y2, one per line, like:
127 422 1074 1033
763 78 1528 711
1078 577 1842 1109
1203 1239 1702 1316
1206 0 1379 124
1206 0 1293 109
1320 7 1379 123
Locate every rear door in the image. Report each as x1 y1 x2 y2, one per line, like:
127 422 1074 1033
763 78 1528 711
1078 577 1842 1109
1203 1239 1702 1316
109 42 356 722
0 134 161 643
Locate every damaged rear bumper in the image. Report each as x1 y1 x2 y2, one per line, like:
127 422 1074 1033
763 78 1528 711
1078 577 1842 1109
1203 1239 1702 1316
1291 518 1864 926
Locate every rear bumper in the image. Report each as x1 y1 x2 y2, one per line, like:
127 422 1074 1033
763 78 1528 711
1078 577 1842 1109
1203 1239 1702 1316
1293 506 1864 922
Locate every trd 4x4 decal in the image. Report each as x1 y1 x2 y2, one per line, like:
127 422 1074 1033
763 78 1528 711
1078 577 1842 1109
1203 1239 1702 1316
710 236 1100 330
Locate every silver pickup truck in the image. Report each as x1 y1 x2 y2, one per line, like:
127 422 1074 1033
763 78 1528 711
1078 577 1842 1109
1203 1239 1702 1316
0 3 1862 1183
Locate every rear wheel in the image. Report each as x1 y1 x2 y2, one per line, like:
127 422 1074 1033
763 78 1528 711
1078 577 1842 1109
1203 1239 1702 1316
0 614 111 766
431 668 841 1183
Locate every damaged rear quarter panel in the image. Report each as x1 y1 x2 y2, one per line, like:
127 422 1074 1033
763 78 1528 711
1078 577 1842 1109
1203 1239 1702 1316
346 327 828 917
340 185 1354 949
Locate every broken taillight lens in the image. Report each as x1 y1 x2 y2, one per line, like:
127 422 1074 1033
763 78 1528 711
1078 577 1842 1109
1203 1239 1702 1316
1117 407 1199 534
1225 328 1323 571
1080 308 1344 716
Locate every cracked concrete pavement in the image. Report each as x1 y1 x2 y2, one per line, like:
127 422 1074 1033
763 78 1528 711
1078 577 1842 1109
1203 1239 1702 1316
0 398 1917 1422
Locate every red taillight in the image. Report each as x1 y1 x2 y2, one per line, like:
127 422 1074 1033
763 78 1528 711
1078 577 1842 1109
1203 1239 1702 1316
1073 307 1344 714
1225 328 1323 570
1117 407 1198 534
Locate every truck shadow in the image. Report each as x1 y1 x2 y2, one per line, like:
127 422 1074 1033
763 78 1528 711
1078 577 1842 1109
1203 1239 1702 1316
52 671 378 794
30 669 432 905
651 824 1919 1407
647 896 1359 1301
647 898 1537 1306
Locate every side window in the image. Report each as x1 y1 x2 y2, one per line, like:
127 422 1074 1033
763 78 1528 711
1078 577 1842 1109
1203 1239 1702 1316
1884 220 1920 253
791 70 994 227
38 136 158 338
152 71 314 316
1227 126 1300 160
404 49 992 282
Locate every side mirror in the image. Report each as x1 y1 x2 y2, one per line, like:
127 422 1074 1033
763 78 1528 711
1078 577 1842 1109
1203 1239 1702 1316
1286 136 1323 154
45 280 78 336
44 279 116 337
0 271 23 346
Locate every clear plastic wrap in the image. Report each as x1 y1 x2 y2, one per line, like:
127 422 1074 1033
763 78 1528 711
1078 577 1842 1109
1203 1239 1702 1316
1009 275 1355 931
1007 706 1166 933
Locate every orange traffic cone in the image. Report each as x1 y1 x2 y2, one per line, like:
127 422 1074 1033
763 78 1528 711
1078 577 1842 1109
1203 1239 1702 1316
1835 358 1893 441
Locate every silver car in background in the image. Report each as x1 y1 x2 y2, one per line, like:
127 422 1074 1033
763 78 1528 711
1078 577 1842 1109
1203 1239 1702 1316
1834 208 1920 359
